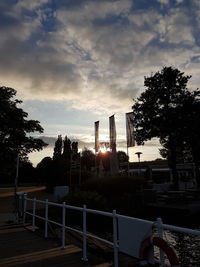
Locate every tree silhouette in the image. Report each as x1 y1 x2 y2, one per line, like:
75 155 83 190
117 150 129 164
36 157 53 187
53 135 62 160
132 67 200 188
81 148 95 171
0 86 47 181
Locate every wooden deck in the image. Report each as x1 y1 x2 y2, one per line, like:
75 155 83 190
0 224 112 267
0 190 112 267
0 188 138 267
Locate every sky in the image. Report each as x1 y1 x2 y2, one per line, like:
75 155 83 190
1 0 200 166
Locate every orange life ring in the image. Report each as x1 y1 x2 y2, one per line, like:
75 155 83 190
139 236 180 267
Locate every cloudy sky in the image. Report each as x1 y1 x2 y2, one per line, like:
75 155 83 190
1 0 200 165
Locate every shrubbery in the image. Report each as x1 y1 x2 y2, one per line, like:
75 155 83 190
63 190 108 211
63 176 147 216
81 175 145 197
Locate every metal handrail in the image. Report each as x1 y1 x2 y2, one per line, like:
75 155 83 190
22 195 200 267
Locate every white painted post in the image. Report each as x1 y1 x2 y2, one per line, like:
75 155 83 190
112 210 118 267
23 193 27 225
82 205 88 261
45 199 48 238
61 202 66 248
32 197 36 232
157 217 165 267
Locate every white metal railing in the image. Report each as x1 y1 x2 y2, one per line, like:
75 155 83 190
18 194 200 267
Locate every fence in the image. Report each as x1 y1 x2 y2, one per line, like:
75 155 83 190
17 193 200 267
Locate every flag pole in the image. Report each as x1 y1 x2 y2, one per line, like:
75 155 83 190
127 143 130 175
94 121 99 177
126 114 130 175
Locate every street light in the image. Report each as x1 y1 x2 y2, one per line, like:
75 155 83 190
135 152 142 163
135 152 142 175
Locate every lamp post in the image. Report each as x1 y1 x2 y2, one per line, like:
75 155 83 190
135 152 142 163
135 152 142 175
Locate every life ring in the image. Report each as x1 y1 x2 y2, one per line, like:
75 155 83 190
139 236 180 267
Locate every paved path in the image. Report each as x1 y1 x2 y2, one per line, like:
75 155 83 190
0 187 53 225
0 188 113 266
0 187 137 266
0 224 112 266
0 186 46 198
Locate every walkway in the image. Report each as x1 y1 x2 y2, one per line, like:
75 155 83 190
0 187 136 266
0 224 112 266
0 187 112 266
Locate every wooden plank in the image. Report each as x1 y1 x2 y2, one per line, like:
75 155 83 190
0 245 82 266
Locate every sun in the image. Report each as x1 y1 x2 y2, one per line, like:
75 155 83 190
100 147 107 153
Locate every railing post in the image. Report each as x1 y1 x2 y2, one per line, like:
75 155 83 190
32 197 36 232
45 199 48 238
157 217 165 267
23 193 27 225
82 205 88 261
61 202 66 248
112 210 118 267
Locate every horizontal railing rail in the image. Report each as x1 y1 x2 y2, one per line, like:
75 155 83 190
18 194 200 267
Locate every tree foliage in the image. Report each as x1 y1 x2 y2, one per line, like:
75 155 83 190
132 67 200 187
81 148 95 171
0 86 47 180
133 67 191 143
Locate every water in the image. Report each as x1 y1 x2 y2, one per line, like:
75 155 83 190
168 230 200 267
153 228 200 267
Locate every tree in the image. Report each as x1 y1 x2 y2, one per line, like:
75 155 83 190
81 148 95 171
53 135 63 160
177 91 200 185
18 159 36 183
36 157 52 184
132 67 200 188
117 151 129 164
0 86 47 180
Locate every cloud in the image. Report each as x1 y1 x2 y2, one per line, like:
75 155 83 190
156 0 170 5
0 0 200 116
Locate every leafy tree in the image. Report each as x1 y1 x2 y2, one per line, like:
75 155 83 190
132 67 200 188
53 135 63 160
0 86 47 181
18 159 36 184
175 90 200 185
62 136 71 159
81 148 95 171
117 151 129 164
36 157 53 185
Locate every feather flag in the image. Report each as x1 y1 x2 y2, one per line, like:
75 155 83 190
94 121 99 152
109 115 118 174
126 112 135 147
109 115 116 151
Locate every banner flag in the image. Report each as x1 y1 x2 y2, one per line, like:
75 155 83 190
109 115 118 174
109 115 116 151
94 121 99 152
126 112 135 147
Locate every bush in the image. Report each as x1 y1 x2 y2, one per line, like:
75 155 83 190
62 176 147 217
63 190 108 211
81 175 145 198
